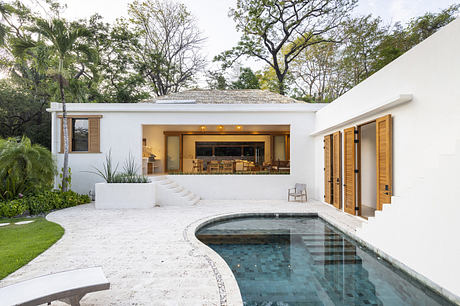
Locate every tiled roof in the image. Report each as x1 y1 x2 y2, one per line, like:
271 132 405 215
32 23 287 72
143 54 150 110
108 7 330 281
148 89 304 104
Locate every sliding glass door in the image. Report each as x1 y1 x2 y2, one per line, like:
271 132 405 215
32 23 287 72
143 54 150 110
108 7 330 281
166 135 182 172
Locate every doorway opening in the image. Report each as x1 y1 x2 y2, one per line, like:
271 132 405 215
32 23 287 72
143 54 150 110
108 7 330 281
358 122 377 219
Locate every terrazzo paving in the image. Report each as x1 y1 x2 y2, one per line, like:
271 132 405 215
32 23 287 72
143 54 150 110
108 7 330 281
0 200 364 305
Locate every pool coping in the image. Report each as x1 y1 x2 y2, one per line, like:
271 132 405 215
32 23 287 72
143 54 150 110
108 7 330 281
184 211 460 306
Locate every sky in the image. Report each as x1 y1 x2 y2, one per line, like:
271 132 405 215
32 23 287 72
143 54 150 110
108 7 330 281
21 0 460 75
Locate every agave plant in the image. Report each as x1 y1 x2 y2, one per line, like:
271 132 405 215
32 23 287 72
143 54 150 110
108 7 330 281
0 136 56 201
88 150 119 183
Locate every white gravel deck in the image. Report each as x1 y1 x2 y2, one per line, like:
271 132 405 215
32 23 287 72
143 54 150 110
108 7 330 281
0 200 364 305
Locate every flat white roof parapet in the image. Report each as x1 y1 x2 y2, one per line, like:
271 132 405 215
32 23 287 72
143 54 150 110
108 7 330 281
311 94 412 136
155 100 197 104
47 102 328 113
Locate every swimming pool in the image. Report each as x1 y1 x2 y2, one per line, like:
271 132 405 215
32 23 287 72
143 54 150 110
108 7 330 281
196 215 453 305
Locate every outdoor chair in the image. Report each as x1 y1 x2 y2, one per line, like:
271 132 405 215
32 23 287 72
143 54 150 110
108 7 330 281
288 183 307 202
0 267 110 306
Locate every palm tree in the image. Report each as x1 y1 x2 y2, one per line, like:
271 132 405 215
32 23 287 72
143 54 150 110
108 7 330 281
13 18 92 191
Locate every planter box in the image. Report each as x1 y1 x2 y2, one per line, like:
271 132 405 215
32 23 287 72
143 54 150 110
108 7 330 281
95 182 156 209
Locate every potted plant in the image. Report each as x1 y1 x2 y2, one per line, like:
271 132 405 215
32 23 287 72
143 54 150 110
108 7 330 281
90 151 156 209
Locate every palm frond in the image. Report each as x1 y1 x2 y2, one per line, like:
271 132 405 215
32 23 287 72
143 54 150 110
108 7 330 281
10 37 37 58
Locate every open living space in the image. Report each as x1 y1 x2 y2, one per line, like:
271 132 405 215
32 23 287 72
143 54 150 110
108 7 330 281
2 5 460 306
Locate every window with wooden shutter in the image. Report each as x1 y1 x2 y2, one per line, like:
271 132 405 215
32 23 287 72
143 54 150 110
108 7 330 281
88 118 100 153
59 115 102 153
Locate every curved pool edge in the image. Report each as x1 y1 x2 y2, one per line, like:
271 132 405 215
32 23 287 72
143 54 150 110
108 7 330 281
186 211 460 306
183 213 246 306
184 212 319 306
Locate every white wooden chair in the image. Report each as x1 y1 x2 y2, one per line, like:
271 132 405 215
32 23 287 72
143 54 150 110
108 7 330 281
288 183 307 202
0 267 110 306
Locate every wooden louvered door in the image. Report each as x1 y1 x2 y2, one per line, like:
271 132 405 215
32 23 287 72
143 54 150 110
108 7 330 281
332 131 342 209
324 135 333 204
343 127 357 215
376 115 393 210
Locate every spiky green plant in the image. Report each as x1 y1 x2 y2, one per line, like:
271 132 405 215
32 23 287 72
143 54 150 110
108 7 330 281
0 136 56 201
123 152 139 177
87 150 119 183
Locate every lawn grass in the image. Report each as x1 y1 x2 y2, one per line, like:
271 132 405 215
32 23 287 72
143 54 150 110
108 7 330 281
0 217 64 279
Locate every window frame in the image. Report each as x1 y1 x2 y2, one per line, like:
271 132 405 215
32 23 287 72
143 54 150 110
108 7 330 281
59 115 102 154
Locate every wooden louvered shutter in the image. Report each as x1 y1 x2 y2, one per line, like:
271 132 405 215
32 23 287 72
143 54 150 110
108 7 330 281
332 131 342 210
60 118 72 153
343 127 356 215
324 134 333 204
88 117 101 153
376 114 392 210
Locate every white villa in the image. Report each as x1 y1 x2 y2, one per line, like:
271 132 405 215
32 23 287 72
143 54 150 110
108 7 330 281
47 17 460 301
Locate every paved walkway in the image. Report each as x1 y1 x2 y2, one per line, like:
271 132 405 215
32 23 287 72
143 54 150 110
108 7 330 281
0 200 364 305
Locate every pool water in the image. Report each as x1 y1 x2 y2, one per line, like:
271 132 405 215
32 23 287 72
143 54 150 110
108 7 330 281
196 216 452 305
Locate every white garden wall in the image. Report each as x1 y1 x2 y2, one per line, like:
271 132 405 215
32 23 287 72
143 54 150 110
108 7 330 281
312 17 460 298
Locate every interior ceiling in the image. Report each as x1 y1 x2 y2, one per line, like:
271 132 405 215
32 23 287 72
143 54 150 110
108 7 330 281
143 125 290 132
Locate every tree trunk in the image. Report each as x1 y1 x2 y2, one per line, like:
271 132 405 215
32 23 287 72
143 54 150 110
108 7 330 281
277 80 285 96
59 58 70 192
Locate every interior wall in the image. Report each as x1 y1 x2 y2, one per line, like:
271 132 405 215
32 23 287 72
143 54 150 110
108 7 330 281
360 122 377 209
182 135 271 172
143 125 166 173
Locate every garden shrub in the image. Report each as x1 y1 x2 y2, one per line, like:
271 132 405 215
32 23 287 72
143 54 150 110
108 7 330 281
0 136 56 201
0 199 28 218
0 190 91 218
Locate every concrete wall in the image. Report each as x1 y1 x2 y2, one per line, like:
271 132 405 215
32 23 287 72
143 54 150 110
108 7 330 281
312 18 460 298
170 175 292 200
50 104 320 200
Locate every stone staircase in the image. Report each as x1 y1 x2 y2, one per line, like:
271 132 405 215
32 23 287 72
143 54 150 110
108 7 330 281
150 176 200 206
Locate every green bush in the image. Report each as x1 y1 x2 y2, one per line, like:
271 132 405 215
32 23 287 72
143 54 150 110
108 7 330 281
0 190 91 218
0 136 56 201
0 199 28 218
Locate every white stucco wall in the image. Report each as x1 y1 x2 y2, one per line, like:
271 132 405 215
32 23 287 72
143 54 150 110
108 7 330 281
49 103 323 200
312 17 460 298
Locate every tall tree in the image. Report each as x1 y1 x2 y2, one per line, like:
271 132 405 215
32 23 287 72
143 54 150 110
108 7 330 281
231 67 260 89
289 40 339 102
374 4 460 72
13 18 92 191
215 0 356 95
206 70 228 90
80 15 150 103
129 0 206 96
